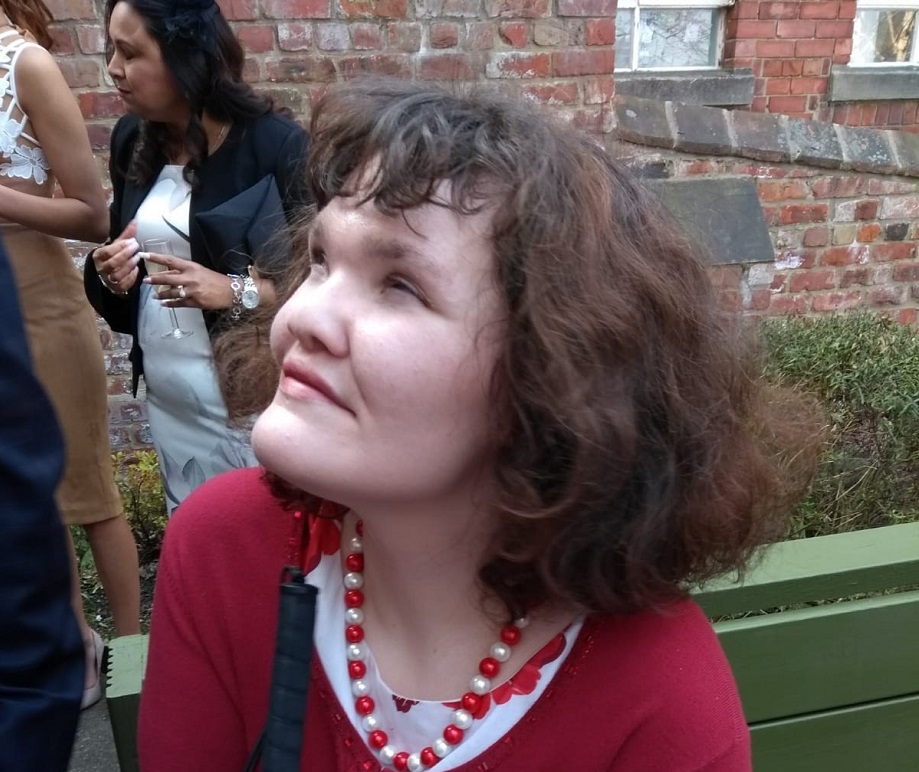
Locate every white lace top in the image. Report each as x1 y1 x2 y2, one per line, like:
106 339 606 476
0 29 50 185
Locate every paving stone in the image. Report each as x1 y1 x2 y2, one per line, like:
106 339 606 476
889 129 919 178
671 102 734 155
613 95 674 150
730 111 790 164
786 117 846 170
838 126 898 175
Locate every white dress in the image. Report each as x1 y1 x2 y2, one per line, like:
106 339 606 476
135 166 257 513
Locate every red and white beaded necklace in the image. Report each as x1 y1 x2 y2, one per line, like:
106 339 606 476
343 521 529 772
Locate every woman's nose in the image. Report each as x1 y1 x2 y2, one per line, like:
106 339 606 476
278 273 350 358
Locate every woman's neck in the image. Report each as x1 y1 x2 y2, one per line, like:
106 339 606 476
164 113 231 164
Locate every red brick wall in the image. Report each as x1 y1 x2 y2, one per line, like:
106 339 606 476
723 0 919 132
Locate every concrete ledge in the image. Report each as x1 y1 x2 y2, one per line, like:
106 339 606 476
612 94 918 178
829 66 919 103
616 68 754 108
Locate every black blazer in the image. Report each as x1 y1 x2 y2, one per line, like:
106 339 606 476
0 239 83 772
84 111 311 394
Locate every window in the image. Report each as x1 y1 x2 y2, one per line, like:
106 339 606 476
852 0 919 65
615 0 733 71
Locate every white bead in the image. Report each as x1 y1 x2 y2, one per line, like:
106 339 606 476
490 642 511 662
345 607 365 625
351 679 369 697
346 643 365 661
407 753 423 772
514 616 530 629
453 709 473 730
470 675 490 695
380 745 396 764
349 536 363 552
344 572 364 589
433 738 452 758
361 713 378 732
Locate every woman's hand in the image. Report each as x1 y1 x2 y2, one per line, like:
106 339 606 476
142 255 235 311
93 222 141 295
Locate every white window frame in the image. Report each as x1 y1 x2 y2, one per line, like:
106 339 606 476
851 0 919 66
616 0 735 72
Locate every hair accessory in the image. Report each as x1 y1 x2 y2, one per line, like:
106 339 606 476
344 520 529 771
162 0 219 57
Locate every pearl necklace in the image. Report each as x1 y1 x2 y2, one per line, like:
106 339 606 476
343 521 529 772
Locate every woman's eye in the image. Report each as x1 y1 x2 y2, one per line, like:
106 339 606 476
385 275 425 303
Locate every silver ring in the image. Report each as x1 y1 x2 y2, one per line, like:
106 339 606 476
177 285 186 300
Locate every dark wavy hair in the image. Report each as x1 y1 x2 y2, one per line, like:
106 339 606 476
217 78 817 620
104 0 272 188
3 0 54 48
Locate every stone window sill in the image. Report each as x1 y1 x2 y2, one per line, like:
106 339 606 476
829 66 919 103
615 69 754 108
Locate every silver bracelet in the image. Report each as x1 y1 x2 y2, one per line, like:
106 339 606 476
228 274 245 321
99 273 129 297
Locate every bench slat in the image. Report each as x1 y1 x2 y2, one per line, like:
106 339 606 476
714 589 919 723
695 522 919 617
749 692 919 772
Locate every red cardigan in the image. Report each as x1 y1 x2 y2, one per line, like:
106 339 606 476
138 468 751 771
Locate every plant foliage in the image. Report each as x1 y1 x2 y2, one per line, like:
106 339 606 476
761 313 919 537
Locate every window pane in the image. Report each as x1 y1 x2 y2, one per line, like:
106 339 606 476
852 9 916 64
637 9 718 69
616 9 634 70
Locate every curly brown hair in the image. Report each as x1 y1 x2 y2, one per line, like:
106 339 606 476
217 78 817 620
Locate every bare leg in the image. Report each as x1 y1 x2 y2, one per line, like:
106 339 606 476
66 530 97 691
83 515 141 636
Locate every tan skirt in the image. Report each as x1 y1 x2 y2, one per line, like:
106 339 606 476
5 228 124 525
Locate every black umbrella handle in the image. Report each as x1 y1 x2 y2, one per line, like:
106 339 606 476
243 567 318 772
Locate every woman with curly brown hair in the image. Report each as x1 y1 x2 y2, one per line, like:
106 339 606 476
138 78 813 771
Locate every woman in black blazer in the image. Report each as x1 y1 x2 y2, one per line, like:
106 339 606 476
85 0 311 512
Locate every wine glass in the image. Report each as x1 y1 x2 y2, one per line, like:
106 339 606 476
142 238 193 340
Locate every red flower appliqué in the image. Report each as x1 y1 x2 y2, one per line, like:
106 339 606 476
301 509 346 574
392 695 420 713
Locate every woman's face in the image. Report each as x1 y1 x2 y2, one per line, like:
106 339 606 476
252 180 507 510
107 2 186 124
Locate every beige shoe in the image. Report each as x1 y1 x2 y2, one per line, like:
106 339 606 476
80 629 104 710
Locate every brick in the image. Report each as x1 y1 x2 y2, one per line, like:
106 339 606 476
869 286 905 306
45 0 94 19
769 295 809 314
278 23 313 51
430 22 459 48
762 60 784 77
766 78 791 96
796 38 836 57
789 270 836 292
780 203 828 224
387 22 422 51
815 20 853 37
896 308 918 325
822 245 869 265
420 53 480 79
86 122 112 152
867 178 917 195
768 96 808 113
886 223 910 241
857 223 882 243
892 263 919 282
238 25 276 53
49 27 76 55
265 56 336 82
873 243 917 262
776 20 815 38
557 0 614 15
486 52 551 78
838 0 856 20
801 57 828 77
534 20 568 47
736 20 777 37
833 224 857 244
586 18 615 46
759 2 799 20
553 49 614 77
220 0 259 20
854 199 878 220
466 23 495 50
804 227 830 247
77 91 124 119
746 289 773 311
880 196 919 219
487 0 551 18
340 0 408 18
351 23 384 49
757 40 796 58
416 0 479 17
782 59 804 76
499 22 528 47
522 82 580 105
58 59 101 88
790 77 827 95
812 291 863 312
757 180 809 201
262 0 331 18
316 22 351 49
340 54 413 78
76 24 105 55
800 1 841 20
583 76 614 105
840 267 871 288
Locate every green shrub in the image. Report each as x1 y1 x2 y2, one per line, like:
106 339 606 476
113 449 168 565
761 313 919 538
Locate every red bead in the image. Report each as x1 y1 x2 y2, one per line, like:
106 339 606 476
356 520 363 537
500 625 521 646
345 625 364 643
421 747 437 765
460 692 481 713
479 657 500 678
345 589 364 608
345 553 364 572
369 729 388 749
355 696 374 715
443 724 464 744
348 661 366 679
393 752 409 770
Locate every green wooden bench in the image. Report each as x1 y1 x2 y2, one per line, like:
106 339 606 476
106 522 919 771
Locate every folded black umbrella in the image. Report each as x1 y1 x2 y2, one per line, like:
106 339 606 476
196 174 292 276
